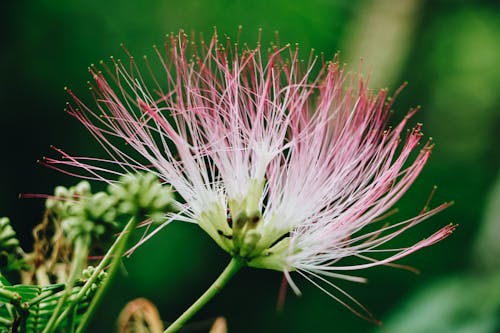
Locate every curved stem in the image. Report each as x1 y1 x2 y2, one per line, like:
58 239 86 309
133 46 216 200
164 257 243 333
75 217 137 333
53 217 137 328
43 235 90 333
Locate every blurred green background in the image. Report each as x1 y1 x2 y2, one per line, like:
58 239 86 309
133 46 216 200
1 0 499 332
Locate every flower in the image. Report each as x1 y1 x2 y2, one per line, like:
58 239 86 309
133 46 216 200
45 30 454 319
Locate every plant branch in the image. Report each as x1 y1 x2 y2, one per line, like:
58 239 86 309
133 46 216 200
164 257 243 333
43 234 90 333
75 217 137 333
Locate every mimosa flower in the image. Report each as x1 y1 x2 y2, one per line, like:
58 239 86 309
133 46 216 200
45 31 454 320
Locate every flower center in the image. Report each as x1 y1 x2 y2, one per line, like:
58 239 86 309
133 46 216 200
228 210 263 258
198 178 293 271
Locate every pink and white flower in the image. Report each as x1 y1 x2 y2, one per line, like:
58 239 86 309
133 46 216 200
45 31 454 318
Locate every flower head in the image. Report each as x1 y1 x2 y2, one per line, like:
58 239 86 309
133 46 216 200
46 31 454 318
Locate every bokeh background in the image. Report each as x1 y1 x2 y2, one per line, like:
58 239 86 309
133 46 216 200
1 0 499 332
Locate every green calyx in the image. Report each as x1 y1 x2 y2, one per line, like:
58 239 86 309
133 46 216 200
199 178 294 271
230 209 269 259
246 236 292 271
226 178 265 258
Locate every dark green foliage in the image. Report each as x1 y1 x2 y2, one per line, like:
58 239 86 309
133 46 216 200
0 280 102 333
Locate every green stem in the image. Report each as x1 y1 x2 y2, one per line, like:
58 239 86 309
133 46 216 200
26 289 59 307
53 217 137 328
164 257 243 333
43 235 90 333
53 217 136 328
75 217 137 333
0 288 23 315
0 288 21 303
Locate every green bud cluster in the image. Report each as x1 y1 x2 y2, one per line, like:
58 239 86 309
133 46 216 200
44 173 174 244
0 173 174 332
108 172 174 223
46 181 117 243
82 266 107 296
